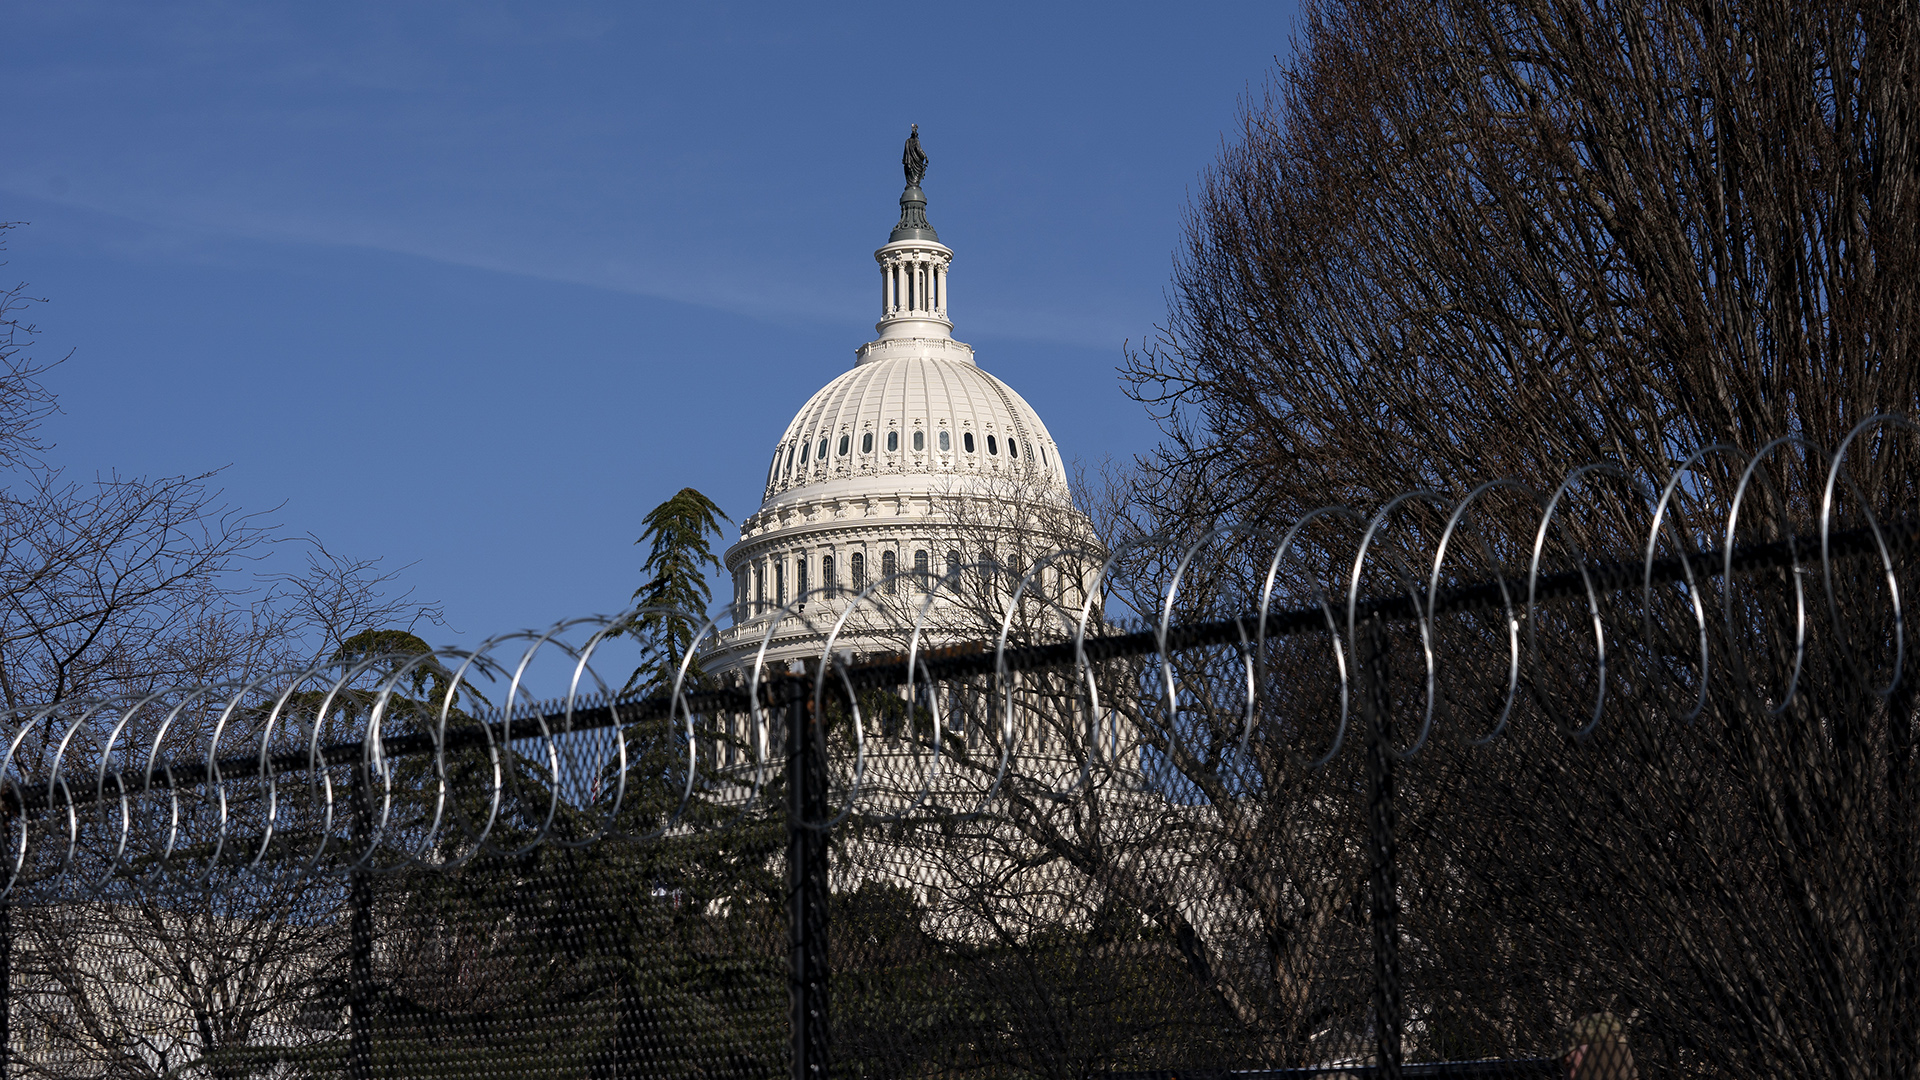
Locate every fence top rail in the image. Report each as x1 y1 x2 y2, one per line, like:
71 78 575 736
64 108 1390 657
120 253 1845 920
4 513 1902 820
3 419 1917 891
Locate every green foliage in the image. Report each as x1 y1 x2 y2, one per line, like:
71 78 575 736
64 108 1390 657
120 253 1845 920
329 629 452 709
624 488 731 696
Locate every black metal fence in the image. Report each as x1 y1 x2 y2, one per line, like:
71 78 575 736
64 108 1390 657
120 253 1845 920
4 424 1919 1079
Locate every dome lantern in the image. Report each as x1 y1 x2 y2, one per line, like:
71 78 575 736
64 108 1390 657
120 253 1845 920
874 126 955 343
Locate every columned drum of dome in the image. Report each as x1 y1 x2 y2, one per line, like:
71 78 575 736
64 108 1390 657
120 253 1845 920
708 135 1092 683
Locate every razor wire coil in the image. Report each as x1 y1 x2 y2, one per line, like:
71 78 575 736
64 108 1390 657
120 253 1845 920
4 414 1920 899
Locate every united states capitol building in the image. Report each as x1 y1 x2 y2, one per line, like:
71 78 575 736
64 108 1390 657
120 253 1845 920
706 129 1095 685
693 134 1180 941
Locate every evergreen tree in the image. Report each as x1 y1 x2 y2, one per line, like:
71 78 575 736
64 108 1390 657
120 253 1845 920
624 487 731 695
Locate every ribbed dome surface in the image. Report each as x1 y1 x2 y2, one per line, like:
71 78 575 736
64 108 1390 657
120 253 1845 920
759 345 1069 504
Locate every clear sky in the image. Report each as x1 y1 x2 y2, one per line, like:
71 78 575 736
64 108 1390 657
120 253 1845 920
0 1 1299 643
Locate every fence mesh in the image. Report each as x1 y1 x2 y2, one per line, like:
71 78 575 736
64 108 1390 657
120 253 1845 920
4 432 1919 1080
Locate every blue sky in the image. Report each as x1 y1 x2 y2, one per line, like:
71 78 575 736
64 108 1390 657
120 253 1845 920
0 1 1299 642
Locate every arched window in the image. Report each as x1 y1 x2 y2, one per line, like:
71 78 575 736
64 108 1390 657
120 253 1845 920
986 435 998 456
851 552 866 590
775 560 786 606
800 440 810 464
1008 439 1018 458
946 550 961 581
822 555 836 594
882 550 897 593
939 430 951 451
886 430 898 452
914 549 929 587
786 445 797 469
838 435 850 456
754 561 766 612
797 558 809 597
861 432 873 453
913 430 925 451
963 432 975 453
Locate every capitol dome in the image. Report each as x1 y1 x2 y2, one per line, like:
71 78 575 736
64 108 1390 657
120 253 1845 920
709 133 1094 678
759 342 1072 508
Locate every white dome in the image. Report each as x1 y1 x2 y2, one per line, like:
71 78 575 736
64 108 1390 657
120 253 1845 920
711 142 1094 680
758 336 1071 508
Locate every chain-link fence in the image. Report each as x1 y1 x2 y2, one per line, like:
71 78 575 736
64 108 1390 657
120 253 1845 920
4 424 1918 1079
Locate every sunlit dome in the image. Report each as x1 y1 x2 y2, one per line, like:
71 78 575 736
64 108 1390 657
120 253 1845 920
711 130 1091 675
760 346 1071 507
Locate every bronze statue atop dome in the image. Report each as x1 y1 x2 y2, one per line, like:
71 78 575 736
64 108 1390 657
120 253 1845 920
903 124 928 188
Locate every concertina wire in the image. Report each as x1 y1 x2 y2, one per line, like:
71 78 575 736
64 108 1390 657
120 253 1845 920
5 415 1920 899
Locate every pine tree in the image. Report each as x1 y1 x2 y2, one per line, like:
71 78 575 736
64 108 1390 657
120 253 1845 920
624 487 731 695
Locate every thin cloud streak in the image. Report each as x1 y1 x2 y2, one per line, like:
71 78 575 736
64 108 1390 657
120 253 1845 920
0 180 1141 352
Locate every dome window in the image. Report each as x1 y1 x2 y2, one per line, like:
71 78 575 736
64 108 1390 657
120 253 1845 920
822 555 836 594
913 431 925 451
886 431 898 452
861 432 874 454
818 438 829 460
881 550 897 593
946 551 961 581
939 430 951 452
986 435 999 456
838 435 850 457
851 552 866 590
963 433 975 454
800 441 810 464
786 445 797 470
914 549 929 587
1008 439 1018 458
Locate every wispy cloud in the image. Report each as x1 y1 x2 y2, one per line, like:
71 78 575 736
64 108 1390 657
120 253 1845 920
0 179 1139 350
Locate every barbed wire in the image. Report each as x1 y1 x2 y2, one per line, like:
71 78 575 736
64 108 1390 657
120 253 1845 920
4 415 1918 899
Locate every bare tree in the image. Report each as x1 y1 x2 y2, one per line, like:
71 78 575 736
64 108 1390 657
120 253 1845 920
1124 0 1917 523
0 221 447 1078
1111 2 1920 1075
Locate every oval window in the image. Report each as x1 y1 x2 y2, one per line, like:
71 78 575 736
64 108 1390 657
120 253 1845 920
986 435 998 456
787 445 797 468
1008 439 1018 459
838 435 850 456
818 438 829 460
939 430 951 451
913 430 925 451
886 431 898 452
861 432 873 454
800 441 810 464
963 432 975 453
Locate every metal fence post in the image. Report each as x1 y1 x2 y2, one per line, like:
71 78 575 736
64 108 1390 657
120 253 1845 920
1362 616 1403 1079
788 691 830 1080
1 899 11 1080
348 769 373 1080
